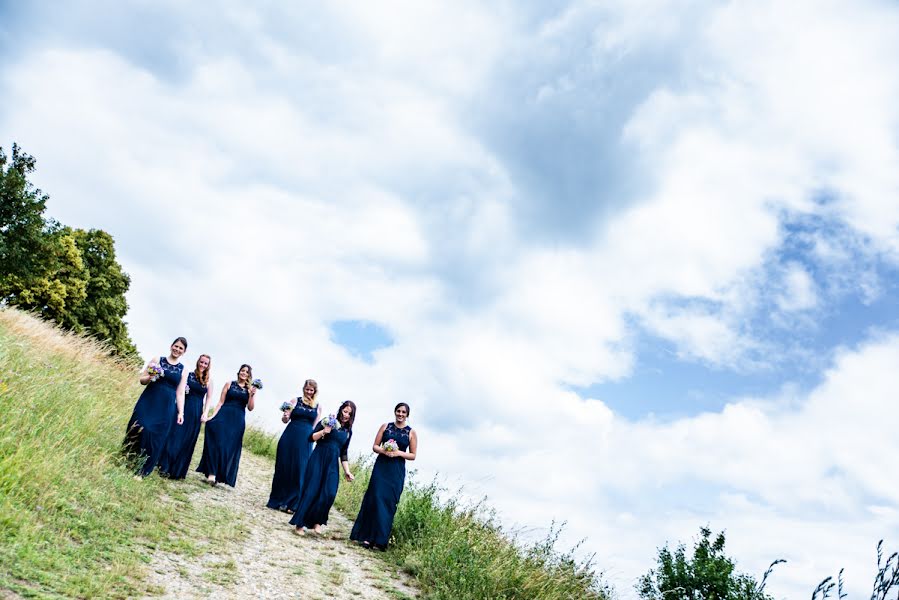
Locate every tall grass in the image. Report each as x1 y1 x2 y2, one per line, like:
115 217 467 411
242 426 279 460
0 308 243 598
337 459 611 599
241 427 612 599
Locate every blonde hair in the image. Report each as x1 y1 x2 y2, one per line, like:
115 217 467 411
300 379 318 408
194 354 211 387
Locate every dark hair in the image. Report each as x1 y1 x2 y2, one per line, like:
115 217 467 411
394 402 410 415
237 363 253 386
337 400 356 430
172 336 188 350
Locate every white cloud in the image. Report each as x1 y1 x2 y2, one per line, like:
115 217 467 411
3 1 899 599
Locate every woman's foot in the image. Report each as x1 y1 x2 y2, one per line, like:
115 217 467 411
205 475 216 486
361 540 372 549
312 525 323 535
293 527 305 536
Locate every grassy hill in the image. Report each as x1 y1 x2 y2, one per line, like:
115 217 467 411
1 307 610 599
0 308 243 598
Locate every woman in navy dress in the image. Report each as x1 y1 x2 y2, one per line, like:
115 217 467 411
159 354 213 479
123 337 189 478
267 379 321 512
290 400 356 535
350 402 418 550
196 364 257 487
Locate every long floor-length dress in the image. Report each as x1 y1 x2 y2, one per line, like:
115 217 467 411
159 371 207 479
350 423 412 548
124 356 184 477
266 401 319 510
196 381 249 487
289 422 352 529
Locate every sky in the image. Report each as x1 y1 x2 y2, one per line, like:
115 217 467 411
2 1 899 597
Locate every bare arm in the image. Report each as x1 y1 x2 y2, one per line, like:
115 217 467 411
207 381 229 420
247 386 256 412
138 357 158 386
371 423 388 455
175 368 188 425
401 429 418 461
200 378 214 422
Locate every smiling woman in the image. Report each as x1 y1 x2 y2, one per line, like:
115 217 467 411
123 336 189 478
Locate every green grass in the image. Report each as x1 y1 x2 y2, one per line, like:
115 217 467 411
243 425 612 599
242 426 279 460
0 308 244 598
340 464 612 600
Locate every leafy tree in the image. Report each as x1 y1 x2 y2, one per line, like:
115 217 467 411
70 228 138 358
0 143 54 299
1 143 138 360
637 527 777 600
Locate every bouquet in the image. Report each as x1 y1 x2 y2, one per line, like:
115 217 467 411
279 401 293 412
147 364 164 382
251 378 264 390
382 439 399 453
323 414 339 429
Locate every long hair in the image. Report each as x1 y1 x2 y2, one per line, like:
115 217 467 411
300 379 318 408
337 400 356 431
194 354 211 387
237 363 252 387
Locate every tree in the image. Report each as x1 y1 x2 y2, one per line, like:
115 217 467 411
70 228 138 358
0 143 138 360
637 527 777 600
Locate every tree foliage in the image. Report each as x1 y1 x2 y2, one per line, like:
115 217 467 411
0 143 138 359
637 527 775 600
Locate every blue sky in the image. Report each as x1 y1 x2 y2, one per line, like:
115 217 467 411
2 1 899 597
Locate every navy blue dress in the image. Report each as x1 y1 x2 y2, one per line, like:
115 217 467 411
289 422 352 529
159 371 208 479
267 401 319 510
124 357 184 477
196 381 249 487
350 423 412 548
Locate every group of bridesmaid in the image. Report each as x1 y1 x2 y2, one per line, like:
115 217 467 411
123 336 419 551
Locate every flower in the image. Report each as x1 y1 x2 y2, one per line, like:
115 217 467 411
323 414 339 429
251 378 263 389
382 439 399 453
147 364 164 381
279 401 292 412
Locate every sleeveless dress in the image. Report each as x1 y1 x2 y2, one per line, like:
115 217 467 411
123 356 184 477
289 422 352 529
267 400 319 510
196 381 249 487
159 371 208 479
350 423 412 548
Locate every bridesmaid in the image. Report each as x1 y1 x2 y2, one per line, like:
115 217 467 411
290 400 356 535
196 363 257 487
350 402 418 550
123 337 189 478
159 354 213 479
267 379 321 512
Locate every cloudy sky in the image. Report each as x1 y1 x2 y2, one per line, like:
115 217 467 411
3 1 899 597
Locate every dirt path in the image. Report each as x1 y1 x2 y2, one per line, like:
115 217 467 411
144 451 419 599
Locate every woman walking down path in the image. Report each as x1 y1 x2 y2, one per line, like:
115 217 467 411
197 364 258 487
124 337 189 478
145 451 420 599
266 379 321 512
351 402 418 550
290 401 356 535
159 354 213 479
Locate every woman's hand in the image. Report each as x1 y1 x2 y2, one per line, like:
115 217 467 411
176 413 184 425
281 410 291 424
322 425 332 435
200 414 209 423
344 471 355 482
